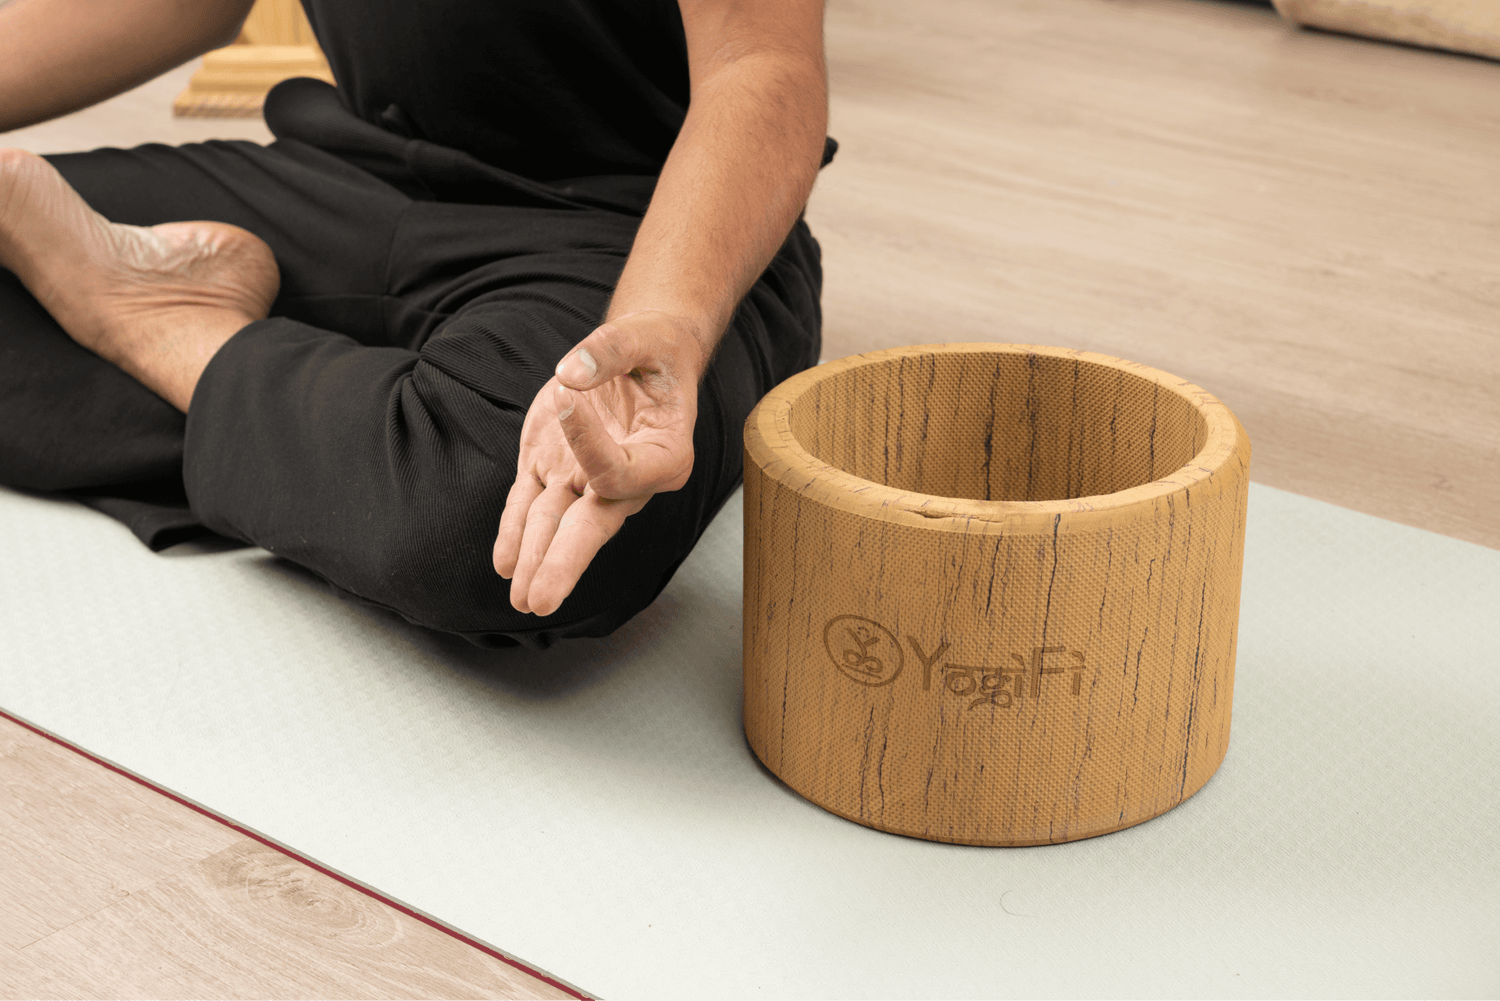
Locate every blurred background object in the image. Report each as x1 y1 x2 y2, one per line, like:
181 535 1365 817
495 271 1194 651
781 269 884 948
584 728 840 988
1273 0 1500 60
173 0 332 117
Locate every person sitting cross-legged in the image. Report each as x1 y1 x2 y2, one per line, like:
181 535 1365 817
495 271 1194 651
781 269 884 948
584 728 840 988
0 0 831 648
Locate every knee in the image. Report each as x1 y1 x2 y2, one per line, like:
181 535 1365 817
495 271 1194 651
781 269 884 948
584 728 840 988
349 477 693 644
349 490 520 637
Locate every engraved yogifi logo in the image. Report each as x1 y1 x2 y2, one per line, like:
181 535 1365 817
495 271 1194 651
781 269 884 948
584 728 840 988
827 617 1089 711
824 615 904 687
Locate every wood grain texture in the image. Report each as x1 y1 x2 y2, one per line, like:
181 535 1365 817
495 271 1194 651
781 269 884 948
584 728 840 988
743 345 1252 844
0 718 577 1000
0 0 1495 991
805 0 1500 550
0 940 91 999
15 838 576 1000
0 715 241 952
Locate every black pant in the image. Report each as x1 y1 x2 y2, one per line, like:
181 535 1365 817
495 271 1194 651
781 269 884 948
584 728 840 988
0 79 823 649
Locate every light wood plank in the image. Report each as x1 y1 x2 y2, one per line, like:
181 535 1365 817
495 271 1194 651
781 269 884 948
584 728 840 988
806 0 1500 549
0 938 90 999
0 717 241 951
13 837 575 1000
0 717 575 1000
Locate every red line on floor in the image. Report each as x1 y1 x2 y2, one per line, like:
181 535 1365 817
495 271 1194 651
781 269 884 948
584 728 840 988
0 706 594 1001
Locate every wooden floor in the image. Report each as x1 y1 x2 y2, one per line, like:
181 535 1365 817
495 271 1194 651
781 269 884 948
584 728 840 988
0 715 577 1000
807 0 1499 551
2 1 1496 997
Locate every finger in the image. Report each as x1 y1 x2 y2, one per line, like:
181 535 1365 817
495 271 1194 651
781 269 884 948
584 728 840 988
493 470 545 578
554 314 689 391
553 383 641 487
523 492 651 617
507 480 577 613
555 383 694 498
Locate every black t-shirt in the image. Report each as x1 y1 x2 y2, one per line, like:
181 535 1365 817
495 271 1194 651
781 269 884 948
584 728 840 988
300 0 692 181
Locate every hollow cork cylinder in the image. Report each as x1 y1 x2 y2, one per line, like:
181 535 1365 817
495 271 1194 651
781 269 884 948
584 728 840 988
742 344 1252 846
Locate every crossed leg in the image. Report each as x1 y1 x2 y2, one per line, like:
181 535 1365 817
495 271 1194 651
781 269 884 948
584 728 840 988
0 148 279 412
0 137 822 647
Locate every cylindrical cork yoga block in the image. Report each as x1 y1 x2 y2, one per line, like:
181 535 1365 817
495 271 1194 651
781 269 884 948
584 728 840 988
742 344 1252 846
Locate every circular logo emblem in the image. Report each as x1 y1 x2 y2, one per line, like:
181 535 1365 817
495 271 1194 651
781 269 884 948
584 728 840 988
824 615 903 687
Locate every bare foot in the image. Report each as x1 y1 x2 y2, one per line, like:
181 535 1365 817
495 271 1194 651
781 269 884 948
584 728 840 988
0 148 279 410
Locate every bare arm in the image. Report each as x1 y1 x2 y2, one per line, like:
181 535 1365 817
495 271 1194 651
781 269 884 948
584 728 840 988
27 0 831 618
495 0 828 615
607 0 828 358
0 0 256 133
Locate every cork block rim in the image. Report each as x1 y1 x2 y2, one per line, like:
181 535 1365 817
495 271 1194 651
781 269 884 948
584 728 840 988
746 343 1249 536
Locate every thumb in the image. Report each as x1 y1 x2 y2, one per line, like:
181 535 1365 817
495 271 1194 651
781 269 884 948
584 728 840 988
558 321 633 387
553 313 677 390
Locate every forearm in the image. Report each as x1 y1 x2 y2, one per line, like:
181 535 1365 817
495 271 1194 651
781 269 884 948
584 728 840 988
0 0 253 133
606 48 827 372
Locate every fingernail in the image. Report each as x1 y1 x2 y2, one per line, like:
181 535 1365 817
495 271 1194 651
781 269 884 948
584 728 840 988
556 348 597 385
555 383 574 420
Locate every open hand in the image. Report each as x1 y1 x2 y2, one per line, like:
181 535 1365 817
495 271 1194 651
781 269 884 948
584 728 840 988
493 310 708 616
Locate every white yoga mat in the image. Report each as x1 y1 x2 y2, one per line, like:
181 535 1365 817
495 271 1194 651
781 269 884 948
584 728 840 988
1 482 1496 998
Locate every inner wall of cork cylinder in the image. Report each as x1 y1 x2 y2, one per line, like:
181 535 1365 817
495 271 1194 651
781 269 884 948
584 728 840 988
788 351 1209 502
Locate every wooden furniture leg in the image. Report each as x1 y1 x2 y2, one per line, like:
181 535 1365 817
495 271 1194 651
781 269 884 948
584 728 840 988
173 0 334 118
